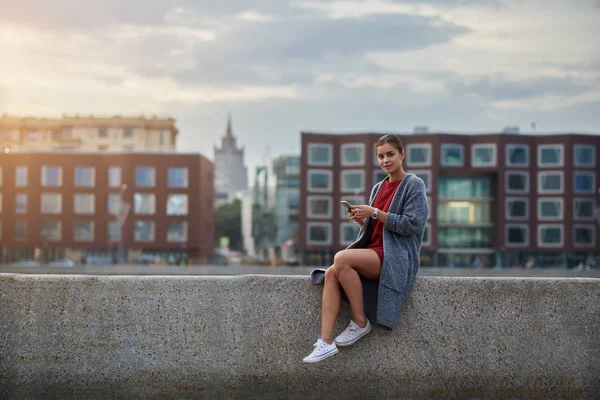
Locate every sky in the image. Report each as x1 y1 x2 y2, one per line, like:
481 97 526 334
0 0 599 180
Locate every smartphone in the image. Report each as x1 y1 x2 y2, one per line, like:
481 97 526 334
340 201 353 212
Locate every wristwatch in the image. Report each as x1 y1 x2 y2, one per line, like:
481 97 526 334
371 208 379 220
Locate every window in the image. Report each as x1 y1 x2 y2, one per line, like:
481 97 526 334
573 171 595 193
439 177 492 199
573 145 595 167
374 170 387 183
15 166 28 187
42 166 62 187
472 144 497 167
167 221 188 242
437 227 493 248
537 144 563 167
506 144 529 167
427 197 432 220
308 143 333 166
341 143 365 166
107 221 121 242
107 194 121 215
573 198 595 220
538 171 563 194
41 221 61 241
134 193 156 214
15 193 27 214
123 128 134 138
506 224 528 246
573 225 595 247
411 170 432 193
406 143 431 167
307 170 332 192
538 198 563 220
168 167 188 188
41 193 62 214
14 221 27 240
341 170 364 192
307 196 332 218
136 167 155 187
340 222 360 245
27 131 39 140
74 221 94 241
108 167 121 188
75 167 95 187
505 172 529 194
437 201 492 224
159 130 165 146
506 198 529 220
422 223 432 246
538 225 563 247
135 221 154 242
441 144 464 166
339 196 364 218
307 222 331 245
98 127 109 138
74 194 95 214
166 194 188 215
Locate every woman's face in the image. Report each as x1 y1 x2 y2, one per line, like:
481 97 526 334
376 143 404 174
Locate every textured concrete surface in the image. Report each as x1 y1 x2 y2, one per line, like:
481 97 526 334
0 274 598 399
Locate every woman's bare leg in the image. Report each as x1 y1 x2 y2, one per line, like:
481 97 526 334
320 267 341 343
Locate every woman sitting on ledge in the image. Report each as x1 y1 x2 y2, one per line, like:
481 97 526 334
303 134 429 363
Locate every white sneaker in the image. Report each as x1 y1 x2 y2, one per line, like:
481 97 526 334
334 319 372 347
302 339 339 363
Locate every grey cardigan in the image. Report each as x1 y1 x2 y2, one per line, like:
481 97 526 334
311 173 429 330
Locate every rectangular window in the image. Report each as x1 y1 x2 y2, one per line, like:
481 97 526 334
108 167 121 188
15 166 28 187
573 198 595 220
437 227 493 248
308 170 332 192
308 143 333 166
422 223 432 246
123 128 134 138
538 198 563 220
441 144 464 167
506 144 529 167
168 167 188 188
307 222 331 245
15 193 27 214
573 225 596 247
135 167 155 187
41 193 62 214
98 127 109 138
341 170 364 192
341 143 365 166
307 196 332 218
107 221 121 242
573 171 595 193
505 172 529 194
339 196 364 218
107 194 121 215
166 194 188 215
340 222 360 245
41 221 61 241
14 221 27 240
373 170 387 183
573 145 595 167
41 166 62 187
537 144 563 167
538 171 563 194
506 224 528 246
74 221 94 241
75 167 95 187
167 221 188 242
74 194 95 214
506 198 529 220
472 144 497 167
134 193 156 214
406 143 432 167
27 131 38 140
411 170 432 194
135 221 155 242
437 201 492 224
538 224 563 247
439 177 492 199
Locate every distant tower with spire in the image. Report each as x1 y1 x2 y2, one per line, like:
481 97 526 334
214 114 249 206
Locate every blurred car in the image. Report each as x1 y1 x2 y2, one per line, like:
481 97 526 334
49 259 75 267
15 259 41 267
284 257 300 266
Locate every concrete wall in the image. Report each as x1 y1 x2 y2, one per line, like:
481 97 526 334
1 274 598 399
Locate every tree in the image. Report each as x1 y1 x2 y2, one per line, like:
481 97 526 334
214 199 243 252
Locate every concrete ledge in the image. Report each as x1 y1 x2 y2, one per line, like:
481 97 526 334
1 274 599 399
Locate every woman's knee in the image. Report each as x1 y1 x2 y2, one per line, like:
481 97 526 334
324 266 338 283
333 250 351 267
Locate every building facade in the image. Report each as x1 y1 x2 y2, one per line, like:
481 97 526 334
298 132 600 268
213 116 248 207
272 155 300 262
0 151 214 264
0 115 178 152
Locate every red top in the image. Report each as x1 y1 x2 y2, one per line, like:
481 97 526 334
366 178 402 264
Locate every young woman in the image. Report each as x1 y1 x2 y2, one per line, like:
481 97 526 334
303 134 429 363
